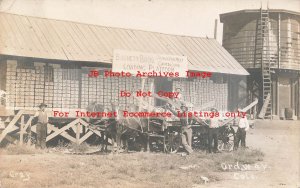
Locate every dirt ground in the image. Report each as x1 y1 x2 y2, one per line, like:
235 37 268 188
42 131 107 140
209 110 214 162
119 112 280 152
207 120 300 188
0 120 299 188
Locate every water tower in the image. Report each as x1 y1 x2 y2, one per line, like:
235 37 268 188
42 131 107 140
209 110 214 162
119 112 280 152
220 9 300 119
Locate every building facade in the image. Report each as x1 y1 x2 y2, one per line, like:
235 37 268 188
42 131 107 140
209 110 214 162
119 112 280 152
220 9 300 119
0 12 248 116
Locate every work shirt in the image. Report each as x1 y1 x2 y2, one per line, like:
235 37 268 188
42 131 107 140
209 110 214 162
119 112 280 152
111 104 119 121
238 117 249 131
177 93 182 101
179 115 188 127
34 110 48 124
115 107 120 121
168 106 189 127
208 118 220 128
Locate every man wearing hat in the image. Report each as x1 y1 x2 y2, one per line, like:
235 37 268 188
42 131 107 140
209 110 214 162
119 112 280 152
234 108 249 150
167 103 193 155
180 105 193 155
32 103 48 149
207 108 220 153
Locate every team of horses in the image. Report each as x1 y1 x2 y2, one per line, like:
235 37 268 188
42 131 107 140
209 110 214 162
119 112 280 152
86 102 162 153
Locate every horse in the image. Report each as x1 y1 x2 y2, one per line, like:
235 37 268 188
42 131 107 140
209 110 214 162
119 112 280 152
86 102 117 152
86 102 165 153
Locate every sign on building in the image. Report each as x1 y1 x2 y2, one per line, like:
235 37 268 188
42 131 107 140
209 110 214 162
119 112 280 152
113 49 188 78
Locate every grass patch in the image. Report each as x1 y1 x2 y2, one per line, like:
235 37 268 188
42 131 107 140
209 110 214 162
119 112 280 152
213 148 264 171
53 140 90 153
0 148 265 187
67 142 89 153
2 144 41 155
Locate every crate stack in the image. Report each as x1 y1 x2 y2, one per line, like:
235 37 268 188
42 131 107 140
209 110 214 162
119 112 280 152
125 77 140 106
53 67 63 109
24 69 35 109
15 67 38 109
118 76 126 109
173 79 228 111
61 69 80 110
44 82 54 109
80 69 154 110
95 74 104 107
110 76 120 107
34 63 45 108
5 61 17 109
81 68 104 109
124 77 154 108
52 67 80 110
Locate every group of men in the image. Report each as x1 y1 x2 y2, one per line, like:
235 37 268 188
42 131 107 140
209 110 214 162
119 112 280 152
206 108 250 153
33 89 250 153
168 88 250 155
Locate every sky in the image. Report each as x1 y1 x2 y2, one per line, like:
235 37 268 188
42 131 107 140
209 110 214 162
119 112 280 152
0 0 299 43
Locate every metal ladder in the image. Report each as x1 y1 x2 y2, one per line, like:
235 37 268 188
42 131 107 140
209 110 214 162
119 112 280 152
254 8 272 119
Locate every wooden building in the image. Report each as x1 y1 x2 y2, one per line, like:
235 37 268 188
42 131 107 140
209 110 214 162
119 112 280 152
220 9 300 119
0 12 248 115
0 12 250 146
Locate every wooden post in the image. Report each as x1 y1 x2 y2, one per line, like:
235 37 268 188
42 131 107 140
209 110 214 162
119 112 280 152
76 122 80 145
147 80 154 152
137 77 146 133
0 110 23 143
19 115 24 145
27 118 32 146
214 19 218 40
139 78 146 111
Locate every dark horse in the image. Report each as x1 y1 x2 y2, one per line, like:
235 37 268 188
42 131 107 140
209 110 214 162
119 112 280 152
86 102 163 152
86 102 119 152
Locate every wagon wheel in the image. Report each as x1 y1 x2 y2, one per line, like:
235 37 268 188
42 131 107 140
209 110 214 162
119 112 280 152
164 130 181 153
218 126 235 152
192 126 208 150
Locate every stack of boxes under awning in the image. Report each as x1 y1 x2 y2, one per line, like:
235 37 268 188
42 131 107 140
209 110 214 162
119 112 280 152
80 68 154 110
173 79 228 111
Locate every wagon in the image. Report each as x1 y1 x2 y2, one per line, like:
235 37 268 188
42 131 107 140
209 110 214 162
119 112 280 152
112 96 258 153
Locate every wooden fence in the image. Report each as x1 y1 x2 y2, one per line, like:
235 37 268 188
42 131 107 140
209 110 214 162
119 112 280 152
0 110 102 146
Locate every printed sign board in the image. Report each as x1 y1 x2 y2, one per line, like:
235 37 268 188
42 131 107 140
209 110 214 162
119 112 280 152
113 49 188 77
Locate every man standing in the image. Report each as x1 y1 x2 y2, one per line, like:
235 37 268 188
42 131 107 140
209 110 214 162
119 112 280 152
110 100 124 152
180 105 193 155
207 108 220 153
33 103 48 149
167 104 193 155
234 113 249 149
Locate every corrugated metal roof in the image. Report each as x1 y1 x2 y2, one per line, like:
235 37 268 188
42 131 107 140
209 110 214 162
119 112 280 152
0 12 248 75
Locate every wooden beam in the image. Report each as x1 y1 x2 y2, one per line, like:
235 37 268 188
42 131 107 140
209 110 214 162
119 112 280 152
46 119 79 141
76 123 80 144
19 115 24 145
258 93 271 119
27 118 32 146
79 119 102 137
0 110 23 143
23 116 34 131
47 125 76 143
79 131 93 144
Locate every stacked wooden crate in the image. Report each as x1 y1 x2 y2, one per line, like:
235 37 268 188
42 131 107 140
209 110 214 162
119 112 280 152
173 79 228 111
53 67 80 110
5 61 155 111
34 63 45 108
53 67 63 109
5 61 17 109
81 68 104 109
80 68 154 110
